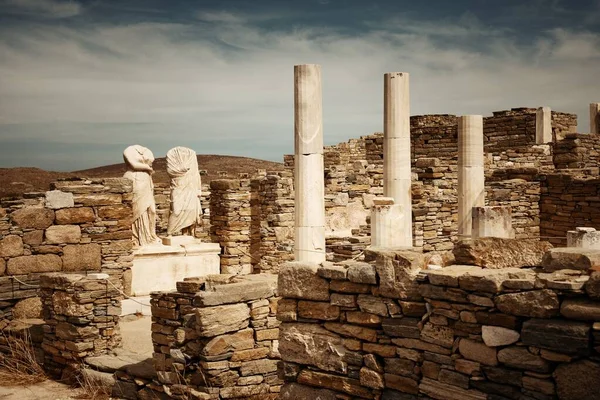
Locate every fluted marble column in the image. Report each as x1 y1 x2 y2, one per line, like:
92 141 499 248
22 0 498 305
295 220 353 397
294 64 325 263
381 72 412 247
590 103 600 134
536 106 551 144
458 115 485 238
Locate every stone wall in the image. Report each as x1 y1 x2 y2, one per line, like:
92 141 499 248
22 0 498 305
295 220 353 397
0 178 133 319
277 244 600 399
150 274 281 399
540 173 600 246
553 133 600 170
39 272 122 379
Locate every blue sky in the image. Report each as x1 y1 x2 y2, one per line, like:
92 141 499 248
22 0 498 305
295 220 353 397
0 0 599 171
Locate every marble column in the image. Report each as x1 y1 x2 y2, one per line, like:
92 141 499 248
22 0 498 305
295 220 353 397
294 64 325 263
458 115 485 238
536 106 552 144
382 72 412 247
590 103 600 134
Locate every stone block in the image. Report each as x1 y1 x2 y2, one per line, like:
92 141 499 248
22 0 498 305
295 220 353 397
23 230 43 246
419 377 487 400
194 276 277 306
279 383 337 400
425 265 478 287
7 254 62 274
45 225 81 244
196 303 250 337
62 244 102 271
561 298 600 321
45 190 74 209
521 318 591 356
201 328 254 356
381 318 420 338
11 207 54 229
567 227 600 249
495 289 559 318
297 370 372 398
554 360 600 400
0 235 24 257
278 262 329 301
317 264 347 280
356 294 389 316
453 238 552 269
55 207 95 224
587 272 600 299
12 297 42 319
297 301 340 320
239 359 278 376
497 346 551 373
542 248 600 272
369 249 425 300
459 267 534 293
481 325 519 347
458 339 498 366
323 322 377 342
73 193 122 206
471 206 514 239
347 262 377 284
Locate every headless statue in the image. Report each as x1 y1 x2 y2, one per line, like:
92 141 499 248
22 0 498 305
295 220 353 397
165 146 202 236
123 145 160 247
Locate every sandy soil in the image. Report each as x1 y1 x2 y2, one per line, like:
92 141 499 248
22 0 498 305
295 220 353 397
0 379 85 400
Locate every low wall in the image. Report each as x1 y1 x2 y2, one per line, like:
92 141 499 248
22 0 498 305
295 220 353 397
277 245 600 399
150 273 282 399
0 178 133 319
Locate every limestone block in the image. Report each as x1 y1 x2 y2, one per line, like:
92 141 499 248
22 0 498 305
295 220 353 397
11 207 54 229
369 249 425 300
297 301 340 320
294 64 323 155
481 326 519 347
278 262 329 301
45 190 74 209
73 194 122 206
453 237 552 269
280 383 337 400
239 359 278 376
567 227 600 249
472 206 514 239
0 235 24 257
426 265 479 287
297 370 372 398
201 328 254 356
459 268 534 293
554 360 600 400
495 289 559 318
317 264 347 280
458 339 498 366
521 318 591 356
279 323 347 373
12 297 43 319
542 247 600 272
45 225 81 244
194 275 277 306
347 262 376 284
195 303 249 337
497 347 551 373
535 106 551 144
323 322 377 342
23 230 43 245
55 207 95 224
561 298 600 321
52 291 93 317
62 244 102 271
7 254 62 275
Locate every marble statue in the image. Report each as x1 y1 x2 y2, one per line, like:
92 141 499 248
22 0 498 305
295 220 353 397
123 145 160 247
166 146 202 236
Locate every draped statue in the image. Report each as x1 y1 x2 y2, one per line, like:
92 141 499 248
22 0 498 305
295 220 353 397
165 146 202 236
123 145 160 247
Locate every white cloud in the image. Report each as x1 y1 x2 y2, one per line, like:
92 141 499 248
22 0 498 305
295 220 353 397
2 0 81 18
0 13 598 170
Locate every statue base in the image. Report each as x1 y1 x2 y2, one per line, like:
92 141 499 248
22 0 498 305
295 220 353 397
130 239 221 296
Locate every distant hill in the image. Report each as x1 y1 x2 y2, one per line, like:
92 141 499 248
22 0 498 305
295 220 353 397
0 155 284 198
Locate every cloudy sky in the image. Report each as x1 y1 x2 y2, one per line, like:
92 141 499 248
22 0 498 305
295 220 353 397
0 0 599 171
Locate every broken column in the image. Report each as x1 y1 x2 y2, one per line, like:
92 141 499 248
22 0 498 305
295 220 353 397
567 227 600 249
294 64 325 263
472 206 514 239
536 106 552 143
458 115 485 238
591 103 600 134
374 72 412 247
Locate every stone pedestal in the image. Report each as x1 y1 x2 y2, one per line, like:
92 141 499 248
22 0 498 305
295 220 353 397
536 106 551 144
567 227 600 249
131 241 220 296
370 197 406 248
591 103 600 134
294 64 325 263
458 115 485 238
383 72 412 247
472 206 514 239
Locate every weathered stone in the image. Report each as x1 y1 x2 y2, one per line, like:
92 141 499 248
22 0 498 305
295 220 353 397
81 368 115 394
419 377 487 400
439 369 469 389
391 338 451 355
554 360 600 400
219 383 269 399
323 322 377 342
276 299 297 322
495 289 559 318
52 291 92 316
298 301 340 320
420 323 454 348
196 303 249 337
475 311 519 330
45 225 81 244
329 280 370 293
347 262 377 284
11 297 43 319
317 264 347 280
421 360 440 379
481 325 520 347
255 328 278 341
55 322 98 340
330 293 356 308
239 359 278 376
230 347 269 362
385 373 418 394
0 235 23 257
279 323 347 373
73 193 122 206
11 207 54 229
382 318 420 338
561 298 600 321
384 358 416 377
455 359 481 376
522 376 555 396
419 284 469 303
55 207 95 224
521 318 591 356
346 311 381 325
45 190 74 209
22 230 43 246
278 262 329 301
497 346 551 373
587 272 600 299
7 254 62 274
369 249 425 300
481 366 522 386
0 259 5 275
195 277 277 306
357 294 388 316
459 339 498 366
459 268 534 293
542 248 600 272
279 383 337 400
399 301 427 317
363 343 397 358
297 370 372 398
426 265 478 287
360 367 384 389
202 328 254 356
453 238 552 269
62 244 102 271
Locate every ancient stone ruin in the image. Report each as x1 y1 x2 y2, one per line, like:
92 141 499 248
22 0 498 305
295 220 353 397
0 66 600 399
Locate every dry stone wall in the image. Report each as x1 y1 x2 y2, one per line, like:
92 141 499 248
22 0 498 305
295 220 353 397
0 178 133 319
150 274 282 399
553 133 600 170
277 244 600 399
